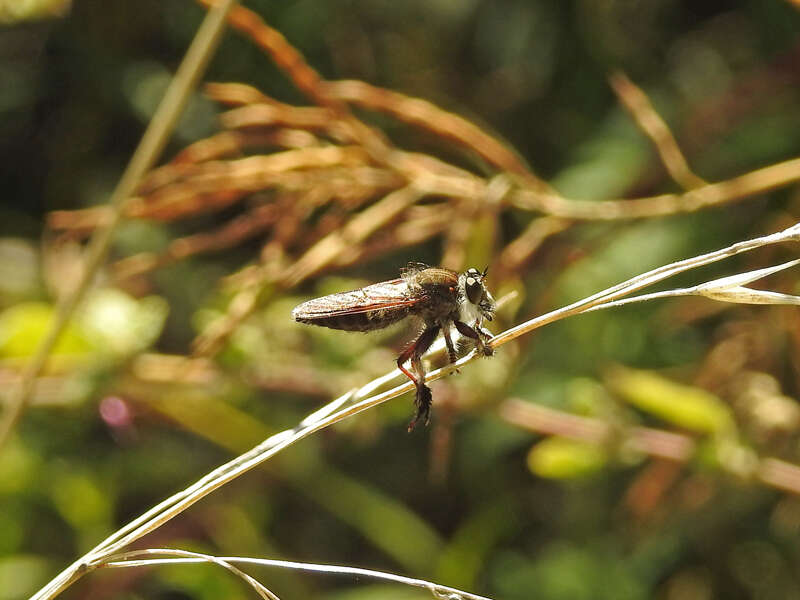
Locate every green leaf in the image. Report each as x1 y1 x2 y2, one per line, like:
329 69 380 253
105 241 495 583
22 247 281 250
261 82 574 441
0 302 92 359
49 470 112 532
0 0 70 24
607 367 734 434
0 556 51 600
527 437 608 479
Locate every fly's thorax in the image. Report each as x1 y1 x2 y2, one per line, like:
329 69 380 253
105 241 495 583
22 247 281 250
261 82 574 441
403 267 461 323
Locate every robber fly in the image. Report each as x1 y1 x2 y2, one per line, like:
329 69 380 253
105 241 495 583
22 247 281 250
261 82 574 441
292 263 496 430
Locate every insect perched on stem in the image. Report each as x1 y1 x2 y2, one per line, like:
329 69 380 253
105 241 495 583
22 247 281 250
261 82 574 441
292 263 496 430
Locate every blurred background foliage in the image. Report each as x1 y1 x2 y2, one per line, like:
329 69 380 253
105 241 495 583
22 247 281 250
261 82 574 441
2 1 800 599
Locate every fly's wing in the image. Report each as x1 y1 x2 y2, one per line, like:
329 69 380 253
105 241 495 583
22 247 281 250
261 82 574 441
292 278 424 331
401 262 430 277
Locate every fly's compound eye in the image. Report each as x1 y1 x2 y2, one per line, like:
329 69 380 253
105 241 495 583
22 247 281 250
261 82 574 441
465 276 483 305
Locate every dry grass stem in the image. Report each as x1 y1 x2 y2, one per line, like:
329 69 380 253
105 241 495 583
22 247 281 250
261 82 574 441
508 155 800 218
327 79 550 190
609 71 706 190
102 549 280 600
103 549 494 600
491 222 800 347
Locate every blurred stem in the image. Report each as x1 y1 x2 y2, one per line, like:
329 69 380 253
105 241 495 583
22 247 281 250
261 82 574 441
0 0 240 448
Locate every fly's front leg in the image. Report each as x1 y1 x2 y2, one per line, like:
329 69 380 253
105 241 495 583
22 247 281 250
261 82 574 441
454 320 494 357
397 324 440 431
441 323 460 373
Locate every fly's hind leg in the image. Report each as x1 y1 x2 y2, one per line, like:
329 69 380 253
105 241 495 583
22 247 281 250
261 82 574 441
397 324 440 431
454 320 494 357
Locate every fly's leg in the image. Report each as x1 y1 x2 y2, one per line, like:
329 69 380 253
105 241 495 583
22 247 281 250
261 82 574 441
397 324 440 431
454 320 494 357
441 324 460 373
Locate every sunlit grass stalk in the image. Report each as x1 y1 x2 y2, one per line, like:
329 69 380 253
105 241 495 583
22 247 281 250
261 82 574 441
490 222 800 346
106 549 280 600
101 549 493 600
31 221 800 600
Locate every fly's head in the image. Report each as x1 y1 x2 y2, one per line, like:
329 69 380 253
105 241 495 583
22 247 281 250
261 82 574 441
459 267 496 323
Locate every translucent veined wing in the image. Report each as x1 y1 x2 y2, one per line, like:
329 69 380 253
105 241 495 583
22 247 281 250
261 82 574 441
292 278 426 331
400 261 430 277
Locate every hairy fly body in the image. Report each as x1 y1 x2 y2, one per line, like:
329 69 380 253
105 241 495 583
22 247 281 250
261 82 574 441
292 264 496 430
